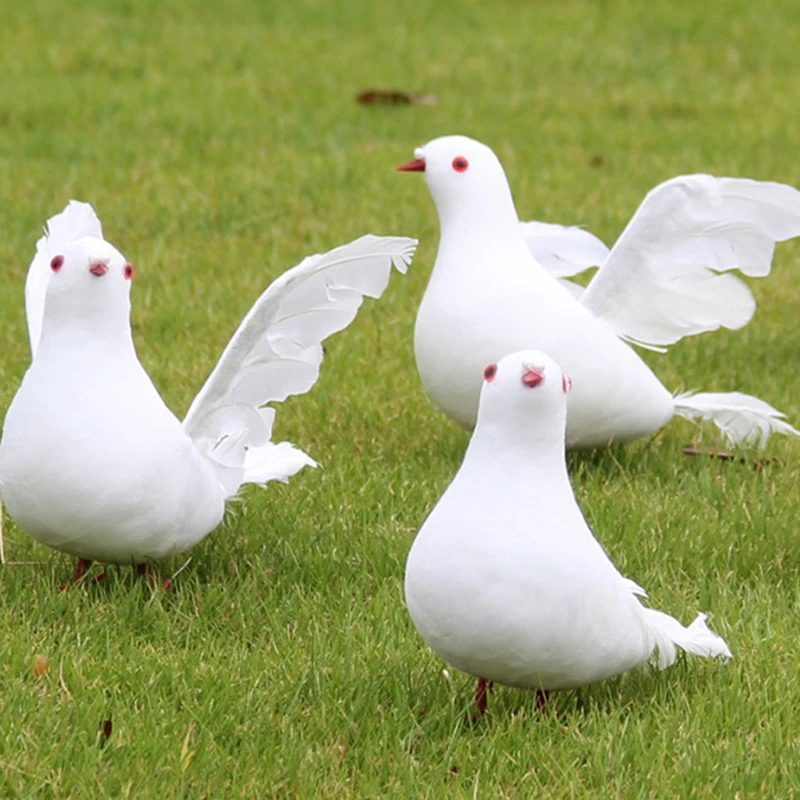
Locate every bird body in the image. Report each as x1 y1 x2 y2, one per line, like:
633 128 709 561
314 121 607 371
415 214 675 447
0 313 224 563
403 135 800 448
405 350 731 694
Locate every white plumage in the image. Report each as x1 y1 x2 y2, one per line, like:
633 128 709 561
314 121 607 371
0 201 416 570
404 350 731 705
543 175 800 350
25 200 103 356
402 135 800 449
519 220 608 298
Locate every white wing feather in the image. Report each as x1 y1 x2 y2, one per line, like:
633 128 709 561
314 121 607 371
26 201 103 357
519 220 609 278
182 235 417 496
578 175 800 349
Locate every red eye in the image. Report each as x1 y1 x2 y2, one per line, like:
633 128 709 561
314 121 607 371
50 255 64 272
452 156 469 173
483 363 497 382
562 374 573 394
124 263 134 280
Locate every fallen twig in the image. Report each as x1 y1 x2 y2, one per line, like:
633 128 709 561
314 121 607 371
683 442 779 470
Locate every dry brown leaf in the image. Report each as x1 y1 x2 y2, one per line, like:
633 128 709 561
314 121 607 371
356 89 438 106
99 717 113 748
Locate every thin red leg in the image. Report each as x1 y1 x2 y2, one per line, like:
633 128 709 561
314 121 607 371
473 678 491 717
75 557 92 580
60 557 93 590
137 563 171 591
136 563 155 587
534 689 550 714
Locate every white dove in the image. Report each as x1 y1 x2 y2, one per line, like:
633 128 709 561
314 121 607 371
404 349 732 714
398 135 800 449
0 201 416 585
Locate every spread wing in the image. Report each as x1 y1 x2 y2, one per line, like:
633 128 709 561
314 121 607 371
182 235 417 497
519 221 609 299
519 220 609 278
578 175 800 350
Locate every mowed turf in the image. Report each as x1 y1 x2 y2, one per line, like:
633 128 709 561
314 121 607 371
1 0 800 795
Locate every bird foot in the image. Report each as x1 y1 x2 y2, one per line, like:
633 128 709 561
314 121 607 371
136 563 171 591
534 689 550 715
59 557 94 590
136 562 153 586
467 677 493 722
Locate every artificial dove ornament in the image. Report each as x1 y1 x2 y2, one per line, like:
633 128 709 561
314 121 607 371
404 350 732 714
399 135 800 449
0 201 416 584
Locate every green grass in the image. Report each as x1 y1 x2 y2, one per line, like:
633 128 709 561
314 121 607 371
2 0 800 795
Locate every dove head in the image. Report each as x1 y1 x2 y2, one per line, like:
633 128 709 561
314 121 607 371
39 236 134 348
397 135 518 229
474 349 572 454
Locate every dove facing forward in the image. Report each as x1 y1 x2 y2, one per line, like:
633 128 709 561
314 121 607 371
404 350 731 714
0 202 416 584
399 135 800 449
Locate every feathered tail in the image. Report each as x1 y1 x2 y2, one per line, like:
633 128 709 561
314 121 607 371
640 609 732 669
673 391 800 447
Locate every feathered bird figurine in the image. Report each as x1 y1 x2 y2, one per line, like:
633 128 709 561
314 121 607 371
0 201 417 585
400 135 800 449
405 349 731 714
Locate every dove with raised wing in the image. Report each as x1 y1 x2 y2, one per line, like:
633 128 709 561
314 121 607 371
0 201 416 584
399 135 800 449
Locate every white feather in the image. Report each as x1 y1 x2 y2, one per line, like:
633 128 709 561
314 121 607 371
183 235 417 493
579 175 800 348
25 201 103 357
673 391 800 447
641 609 733 670
518 221 609 279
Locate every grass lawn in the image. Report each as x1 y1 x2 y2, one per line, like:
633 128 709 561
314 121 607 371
2 0 800 795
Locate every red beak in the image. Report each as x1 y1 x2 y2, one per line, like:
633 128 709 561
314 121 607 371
396 157 426 172
89 262 108 277
522 368 545 388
